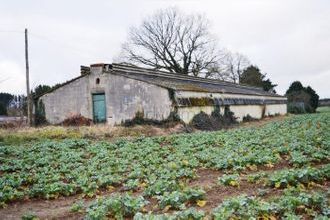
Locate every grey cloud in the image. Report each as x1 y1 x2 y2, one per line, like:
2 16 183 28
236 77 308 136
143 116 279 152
0 0 329 97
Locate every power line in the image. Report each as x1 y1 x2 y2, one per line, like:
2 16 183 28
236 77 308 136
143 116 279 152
0 30 23 34
0 29 96 59
28 32 97 58
0 77 11 84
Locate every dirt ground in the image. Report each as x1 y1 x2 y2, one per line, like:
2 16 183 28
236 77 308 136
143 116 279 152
1 159 328 219
0 115 294 219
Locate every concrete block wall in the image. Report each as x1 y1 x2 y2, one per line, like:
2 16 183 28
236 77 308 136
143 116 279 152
39 71 173 125
265 104 287 116
178 106 215 123
177 104 287 123
40 76 91 124
104 74 173 125
175 90 287 123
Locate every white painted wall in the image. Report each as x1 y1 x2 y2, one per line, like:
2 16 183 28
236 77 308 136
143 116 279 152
175 90 287 123
176 90 287 101
265 104 287 116
178 106 215 123
230 105 263 121
177 104 287 123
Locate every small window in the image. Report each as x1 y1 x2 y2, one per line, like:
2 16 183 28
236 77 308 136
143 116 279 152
96 78 100 84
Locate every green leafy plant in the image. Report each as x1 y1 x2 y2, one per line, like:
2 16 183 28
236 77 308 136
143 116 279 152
21 213 39 220
218 174 240 187
157 188 205 210
70 200 84 213
247 164 330 189
134 208 205 220
213 188 329 219
213 195 276 219
85 194 147 220
0 111 329 220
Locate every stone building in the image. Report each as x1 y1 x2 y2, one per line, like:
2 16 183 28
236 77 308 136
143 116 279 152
35 63 287 125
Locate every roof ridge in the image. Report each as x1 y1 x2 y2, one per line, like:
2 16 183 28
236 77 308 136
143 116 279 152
110 63 267 92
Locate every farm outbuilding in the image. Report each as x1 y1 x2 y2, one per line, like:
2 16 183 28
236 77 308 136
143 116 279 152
35 63 287 125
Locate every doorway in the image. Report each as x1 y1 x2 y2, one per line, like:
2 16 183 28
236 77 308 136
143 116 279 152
92 93 106 123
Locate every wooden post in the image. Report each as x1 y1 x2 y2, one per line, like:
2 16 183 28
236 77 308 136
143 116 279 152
25 28 33 126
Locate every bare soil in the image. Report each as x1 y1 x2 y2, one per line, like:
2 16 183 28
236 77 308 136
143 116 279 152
188 163 329 214
1 161 328 219
0 115 304 220
187 160 292 213
0 195 83 220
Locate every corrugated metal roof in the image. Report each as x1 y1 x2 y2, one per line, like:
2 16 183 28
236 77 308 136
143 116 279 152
109 63 284 97
36 63 285 99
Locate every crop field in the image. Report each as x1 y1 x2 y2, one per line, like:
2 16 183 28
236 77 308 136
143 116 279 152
0 110 329 219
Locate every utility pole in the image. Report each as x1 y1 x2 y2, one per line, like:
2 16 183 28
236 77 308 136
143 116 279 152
25 28 33 126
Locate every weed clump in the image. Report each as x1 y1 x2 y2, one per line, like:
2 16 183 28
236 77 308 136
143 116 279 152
190 106 237 131
242 114 258 122
123 111 181 128
62 114 93 126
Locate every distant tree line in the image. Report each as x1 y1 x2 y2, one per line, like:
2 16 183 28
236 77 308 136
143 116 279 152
318 98 330 107
0 85 54 116
0 93 26 116
0 93 13 115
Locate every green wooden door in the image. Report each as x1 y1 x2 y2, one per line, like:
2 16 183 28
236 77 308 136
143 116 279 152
92 94 106 123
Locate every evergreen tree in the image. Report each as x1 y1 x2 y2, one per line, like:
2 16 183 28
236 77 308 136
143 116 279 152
305 86 319 110
0 102 7 115
0 93 14 115
240 65 277 92
286 81 319 113
285 81 304 94
33 85 52 97
0 93 14 107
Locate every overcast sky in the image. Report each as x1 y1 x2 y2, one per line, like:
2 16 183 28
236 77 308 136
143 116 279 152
0 0 329 98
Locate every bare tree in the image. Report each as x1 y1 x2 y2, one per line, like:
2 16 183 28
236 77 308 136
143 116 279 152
120 8 221 77
219 52 250 84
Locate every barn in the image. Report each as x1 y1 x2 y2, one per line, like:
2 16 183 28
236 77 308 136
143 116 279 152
35 63 287 125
